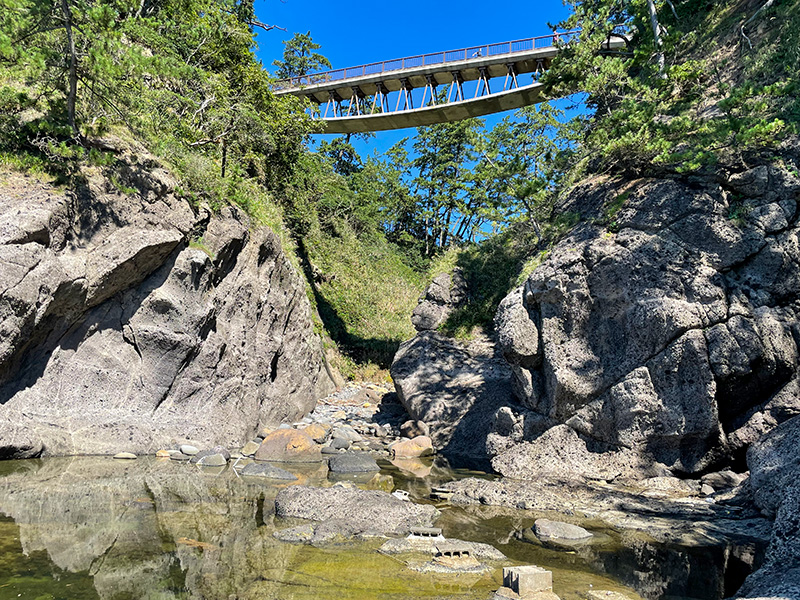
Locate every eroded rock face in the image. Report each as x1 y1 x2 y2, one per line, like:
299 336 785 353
0 153 334 458
495 166 800 475
739 414 800 598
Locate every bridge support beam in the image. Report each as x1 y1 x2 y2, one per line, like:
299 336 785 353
421 74 438 107
397 78 414 112
476 67 491 98
324 90 343 118
348 86 367 116
504 63 519 91
448 71 464 103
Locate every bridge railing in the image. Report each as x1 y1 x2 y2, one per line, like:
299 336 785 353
273 30 580 90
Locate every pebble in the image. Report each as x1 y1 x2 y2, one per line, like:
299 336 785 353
170 453 192 462
180 445 199 456
155 450 171 458
113 452 137 460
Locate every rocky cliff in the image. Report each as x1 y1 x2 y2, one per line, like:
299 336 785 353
393 143 800 481
493 155 800 479
0 148 335 458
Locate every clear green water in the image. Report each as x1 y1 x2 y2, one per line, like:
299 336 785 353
0 457 749 600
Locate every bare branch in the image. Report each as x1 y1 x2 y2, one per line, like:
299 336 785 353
249 19 286 33
218 9 286 33
664 0 680 21
187 126 234 147
191 95 215 120
741 0 775 49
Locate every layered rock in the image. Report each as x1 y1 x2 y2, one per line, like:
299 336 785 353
0 150 334 458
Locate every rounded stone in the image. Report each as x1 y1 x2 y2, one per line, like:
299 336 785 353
197 453 227 467
390 435 434 458
533 518 593 547
180 445 199 456
113 452 137 460
329 438 350 450
328 453 381 474
255 429 322 463
241 441 260 456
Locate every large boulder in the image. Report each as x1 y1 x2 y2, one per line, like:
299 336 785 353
390 331 514 459
410 269 468 331
0 149 335 458
274 484 440 539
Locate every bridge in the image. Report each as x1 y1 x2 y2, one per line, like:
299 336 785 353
273 31 626 133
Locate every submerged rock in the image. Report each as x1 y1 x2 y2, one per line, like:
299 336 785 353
327 453 380 473
533 519 593 547
239 462 297 480
274 484 439 538
379 537 506 561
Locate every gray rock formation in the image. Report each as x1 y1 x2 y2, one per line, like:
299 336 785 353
493 166 800 475
739 414 800 598
747 415 800 518
390 331 516 459
410 269 468 331
0 151 334 458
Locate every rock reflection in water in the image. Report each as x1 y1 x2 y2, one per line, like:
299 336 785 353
0 457 506 600
0 457 755 600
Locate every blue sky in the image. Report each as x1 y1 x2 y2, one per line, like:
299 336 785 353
252 0 580 156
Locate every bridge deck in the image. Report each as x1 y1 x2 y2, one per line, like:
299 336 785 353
273 36 571 103
273 32 626 133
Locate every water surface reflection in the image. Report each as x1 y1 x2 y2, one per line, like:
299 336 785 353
0 458 759 600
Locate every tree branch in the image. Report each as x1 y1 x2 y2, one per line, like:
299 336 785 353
187 126 234 147
741 0 775 49
218 9 286 33
664 0 680 21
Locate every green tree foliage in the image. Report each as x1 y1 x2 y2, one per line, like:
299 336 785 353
0 0 316 195
272 31 331 79
545 0 800 173
345 103 573 258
